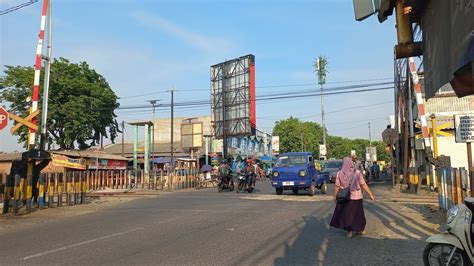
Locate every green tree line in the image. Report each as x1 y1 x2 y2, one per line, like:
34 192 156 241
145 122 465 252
272 117 389 161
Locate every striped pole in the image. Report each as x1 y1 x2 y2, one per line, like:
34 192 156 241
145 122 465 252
408 58 431 151
28 0 49 149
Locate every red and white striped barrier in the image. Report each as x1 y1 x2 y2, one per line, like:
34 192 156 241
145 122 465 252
408 57 433 154
29 0 49 148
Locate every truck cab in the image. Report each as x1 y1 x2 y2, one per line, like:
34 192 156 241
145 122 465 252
271 152 329 196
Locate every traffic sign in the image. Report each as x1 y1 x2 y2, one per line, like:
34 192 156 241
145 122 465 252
319 144 327 156
0 107 8 131
382 128 398 145
455 115 474 143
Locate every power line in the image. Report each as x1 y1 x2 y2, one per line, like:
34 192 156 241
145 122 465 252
117 78 392 100
0 0 38 15
113 85 394 111
257 101 392 120
117 81 392 108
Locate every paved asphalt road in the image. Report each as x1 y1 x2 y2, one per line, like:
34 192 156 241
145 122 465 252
1 180 431 265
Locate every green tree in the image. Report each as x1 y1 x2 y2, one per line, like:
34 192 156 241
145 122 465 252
272 117 323 156
0 58 120 149
272 118 390 161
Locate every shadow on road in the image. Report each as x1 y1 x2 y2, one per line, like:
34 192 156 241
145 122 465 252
270 210 430 265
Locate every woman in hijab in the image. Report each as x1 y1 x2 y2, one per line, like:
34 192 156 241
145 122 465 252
330 157 375 239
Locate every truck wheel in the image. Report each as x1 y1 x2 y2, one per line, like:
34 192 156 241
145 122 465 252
292 188 298 195
276 188 283 195
321 182 328 194
308 184 316 196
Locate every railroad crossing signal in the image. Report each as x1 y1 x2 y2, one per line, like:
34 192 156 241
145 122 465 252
415 121 453 138
9 110 39 133
0 107 8 131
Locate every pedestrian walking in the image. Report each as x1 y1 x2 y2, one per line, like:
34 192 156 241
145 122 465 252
330 157 375 239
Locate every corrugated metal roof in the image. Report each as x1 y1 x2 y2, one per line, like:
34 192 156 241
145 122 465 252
0 150 128 162
53 150 128 161
425 95 474 114
0 153 22 162
103 142 189 158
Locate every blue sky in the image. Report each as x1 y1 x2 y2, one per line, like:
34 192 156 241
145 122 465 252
0 0 396 152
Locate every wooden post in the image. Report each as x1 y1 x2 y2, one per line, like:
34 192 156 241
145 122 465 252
99 171 103 190
452 168 458 205
468 142 473 197
431 114 439 190
455 168 463 204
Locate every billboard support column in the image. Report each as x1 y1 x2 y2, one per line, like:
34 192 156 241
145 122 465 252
222 63 228 160
133 125 138 171
144 124 150 182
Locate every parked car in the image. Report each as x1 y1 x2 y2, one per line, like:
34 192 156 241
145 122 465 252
271 152 329 196
323 159 343 183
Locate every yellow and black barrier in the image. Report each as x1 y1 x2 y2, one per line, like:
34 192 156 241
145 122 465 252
66 172 72 206
74 172 80 205
37 173 46 209
2 175 12 214
81 172 87 204
25 175 32 213
48 173 55 208
57 172 63 207
12 174 21 214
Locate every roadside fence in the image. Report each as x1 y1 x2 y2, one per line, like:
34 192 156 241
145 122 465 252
1 166 202 215
437 156 471 210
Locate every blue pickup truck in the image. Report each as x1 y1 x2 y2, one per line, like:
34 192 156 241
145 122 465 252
271 152 329 196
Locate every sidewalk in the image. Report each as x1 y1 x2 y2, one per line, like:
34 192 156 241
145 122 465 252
366 180 445 238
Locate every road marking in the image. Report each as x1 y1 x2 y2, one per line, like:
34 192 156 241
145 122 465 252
22 227 144 261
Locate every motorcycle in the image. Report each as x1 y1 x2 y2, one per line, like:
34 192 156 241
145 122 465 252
423 198 474 265
217 175 234 192
236 173 254 193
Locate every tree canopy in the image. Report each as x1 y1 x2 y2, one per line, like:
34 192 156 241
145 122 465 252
272 118 389 161
0 58 120 150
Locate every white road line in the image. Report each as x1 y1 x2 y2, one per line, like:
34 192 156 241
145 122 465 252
22 227 144 261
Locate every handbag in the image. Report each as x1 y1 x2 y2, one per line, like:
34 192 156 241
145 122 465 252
336 171 355 204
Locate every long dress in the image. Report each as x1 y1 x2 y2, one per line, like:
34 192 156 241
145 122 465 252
330 171 367 232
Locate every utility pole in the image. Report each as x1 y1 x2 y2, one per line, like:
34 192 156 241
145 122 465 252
204 134 212 165
301 133 304 151
368 122 372 147
121 121 125 157
170 88 175 178
40 0 52 151
315 56 328 159
148 99 160 166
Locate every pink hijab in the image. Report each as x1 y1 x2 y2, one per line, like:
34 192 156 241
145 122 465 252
338 157 360 191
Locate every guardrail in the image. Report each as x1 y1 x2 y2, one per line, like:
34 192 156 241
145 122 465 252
1 167 203 215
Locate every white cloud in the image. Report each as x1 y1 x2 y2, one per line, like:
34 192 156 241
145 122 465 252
130 11 235 54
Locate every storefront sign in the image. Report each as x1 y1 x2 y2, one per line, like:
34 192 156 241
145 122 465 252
52 154 87 170
89 159 127 170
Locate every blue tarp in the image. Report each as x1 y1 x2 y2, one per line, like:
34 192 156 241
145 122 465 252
259 156 276 162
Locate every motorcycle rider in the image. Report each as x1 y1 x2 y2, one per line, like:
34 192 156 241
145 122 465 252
218 158 234 189
245 158 257 189
371 162 380 181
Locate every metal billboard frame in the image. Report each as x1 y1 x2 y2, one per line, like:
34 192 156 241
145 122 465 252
211 54 256 158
